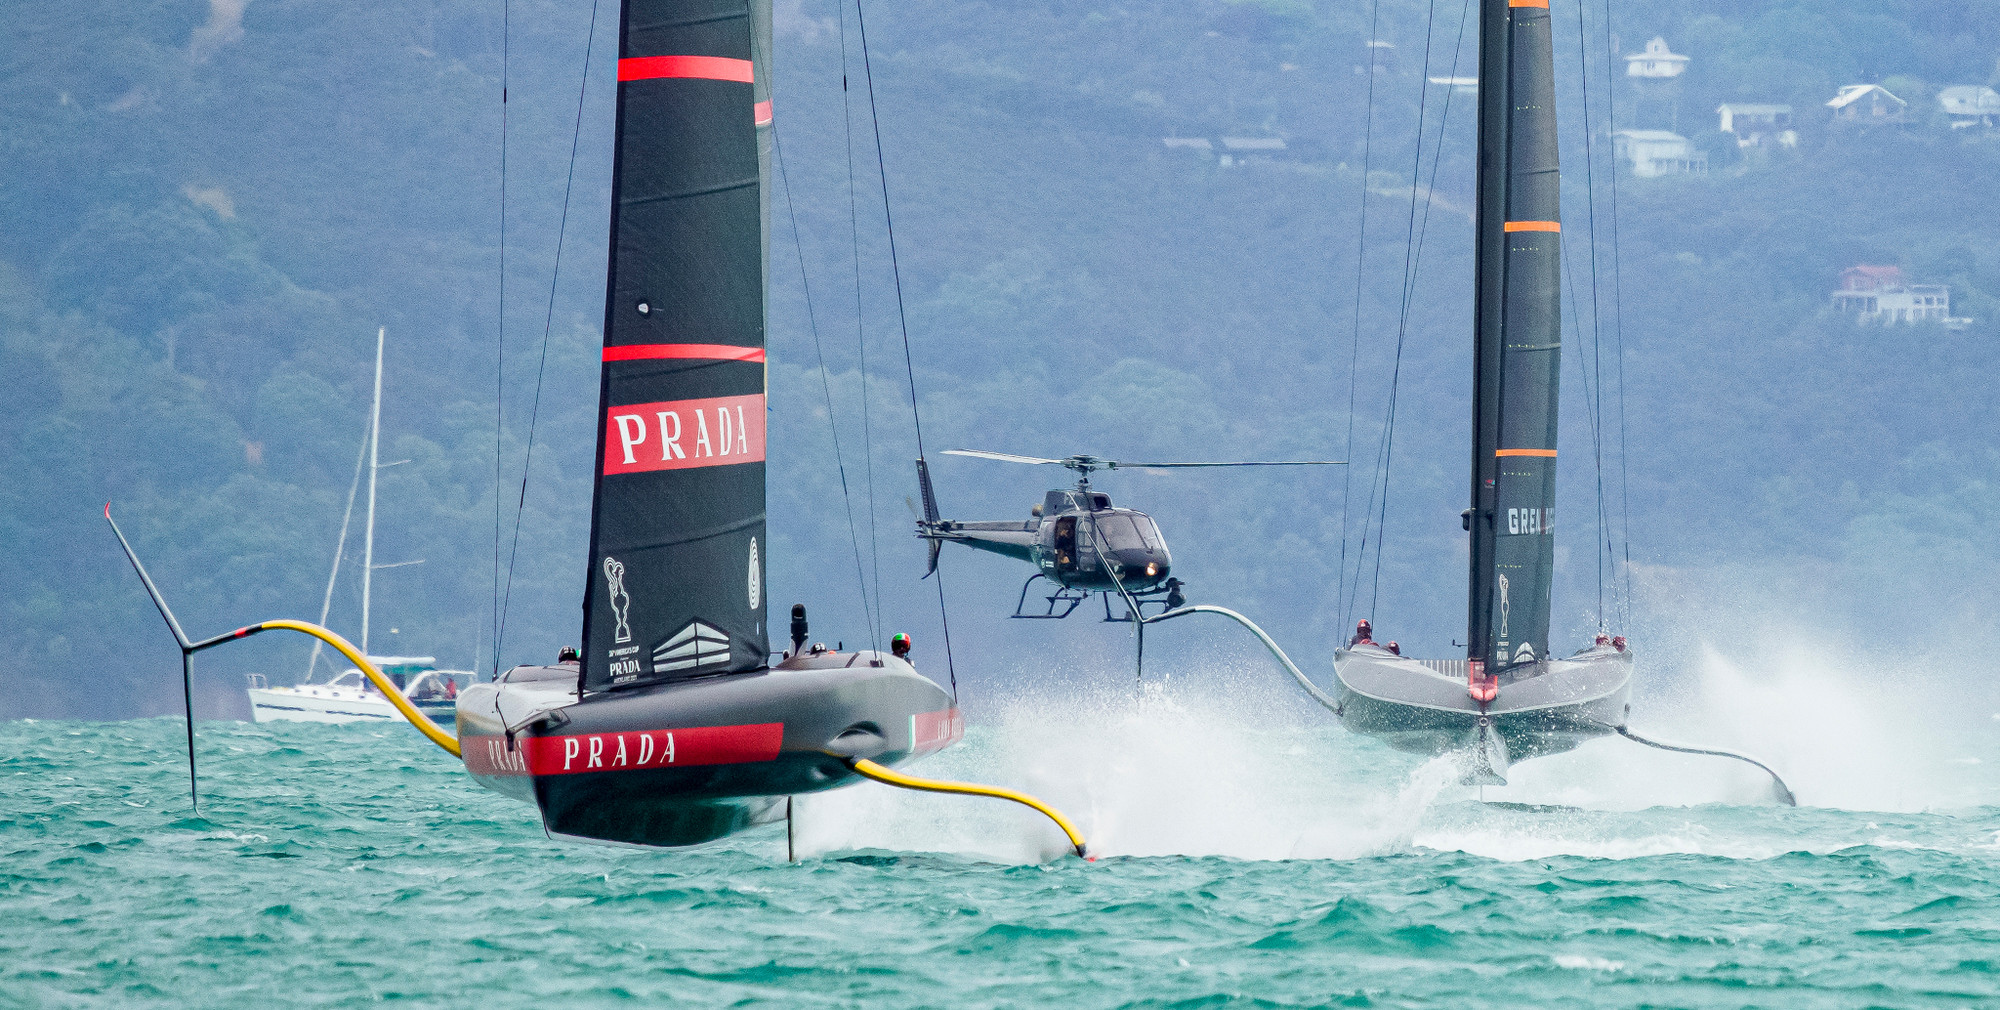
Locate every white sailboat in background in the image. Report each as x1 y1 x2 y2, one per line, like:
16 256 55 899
246 328 473 725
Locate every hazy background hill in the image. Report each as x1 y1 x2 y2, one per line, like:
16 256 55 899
4 0 1996 719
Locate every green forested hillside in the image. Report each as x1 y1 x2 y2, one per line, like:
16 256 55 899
3 0 1996 718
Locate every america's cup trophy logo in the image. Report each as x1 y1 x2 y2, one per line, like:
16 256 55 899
603 556 633 645
1497 572 1511 641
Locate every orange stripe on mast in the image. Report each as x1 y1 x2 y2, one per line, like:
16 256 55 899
1508 0 1549 8
1503 220 1561 232
1496 448 1558 457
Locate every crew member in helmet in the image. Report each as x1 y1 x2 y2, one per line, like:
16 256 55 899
890 633 912 660
1349 619 1375 648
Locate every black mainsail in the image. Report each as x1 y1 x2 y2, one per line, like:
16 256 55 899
1468 0 1562 677
583 0 774 691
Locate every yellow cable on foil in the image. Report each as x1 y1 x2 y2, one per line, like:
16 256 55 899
846 757 1088 858
258 620 462 758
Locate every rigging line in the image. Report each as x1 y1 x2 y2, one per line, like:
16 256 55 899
853 0 957 698
1557 232 1612 626
1341 348 1399 631
1553 234 1599 593
1342 401 1393 631
1392 0 1473 334
1569 0 1611 629
1364 0 1450 620
1552 0 1616 632
1602 0 1633 627
497 0 603 664
492 0 510 679
1338 0 1387 628
1375 0 1473 584
834 1 886 649
1388 0 1444 336
770 97 878 653
1342 367 1402 631
1363 338 1404 620
305 407 373 682
1345 0 1447 629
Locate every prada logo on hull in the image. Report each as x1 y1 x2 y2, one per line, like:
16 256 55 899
463 723 784 778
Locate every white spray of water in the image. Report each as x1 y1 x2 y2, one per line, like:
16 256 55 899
793 678 1462 862
1403 628 2000 861
1470 636 2000 816
794 617 1999 863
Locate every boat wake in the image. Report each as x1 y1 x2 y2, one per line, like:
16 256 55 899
793 675 1460 862
1470 633 1997 814
794 631 1998 864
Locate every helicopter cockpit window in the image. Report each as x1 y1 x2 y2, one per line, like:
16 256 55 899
1098 514 1155 554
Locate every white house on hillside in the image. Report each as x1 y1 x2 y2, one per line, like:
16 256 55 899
1625 37 1688 78
1827 84 1907 123
1612 129 1707 177
1716 103 1796 147
1939 85 2000 129
1831 265 1969 328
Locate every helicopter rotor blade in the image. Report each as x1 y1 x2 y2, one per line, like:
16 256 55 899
1109 460 1348 470
942 449 1065 466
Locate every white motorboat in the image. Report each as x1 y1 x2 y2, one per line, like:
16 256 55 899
247 658 469 725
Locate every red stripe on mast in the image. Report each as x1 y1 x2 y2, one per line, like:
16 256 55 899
603 344 766 363
617 56 754 83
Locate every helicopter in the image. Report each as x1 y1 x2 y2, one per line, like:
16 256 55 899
913 450 1344 621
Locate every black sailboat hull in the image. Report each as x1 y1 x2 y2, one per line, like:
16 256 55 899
1333 646 1631 781
456 651 961 847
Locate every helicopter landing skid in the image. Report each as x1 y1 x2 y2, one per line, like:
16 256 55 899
1102 591 1176 624
1011 574 1088 619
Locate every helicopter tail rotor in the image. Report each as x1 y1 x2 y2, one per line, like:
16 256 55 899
915 458 944 577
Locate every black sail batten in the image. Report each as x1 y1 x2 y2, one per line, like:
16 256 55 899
582 0 771 693
1468 0 1562 672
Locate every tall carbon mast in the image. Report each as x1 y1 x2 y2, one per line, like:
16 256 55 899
1468 0 1562 674
581 0 774 693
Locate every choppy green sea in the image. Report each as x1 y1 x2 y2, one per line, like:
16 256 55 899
6 680 1999 1008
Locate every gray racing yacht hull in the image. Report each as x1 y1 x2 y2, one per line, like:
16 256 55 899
457 650 960 847
1333 645 1632 782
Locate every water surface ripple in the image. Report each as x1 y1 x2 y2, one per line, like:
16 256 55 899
4 717 1996 1008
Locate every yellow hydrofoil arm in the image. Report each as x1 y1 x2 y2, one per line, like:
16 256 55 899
846 757 1089 858
104 503 462 819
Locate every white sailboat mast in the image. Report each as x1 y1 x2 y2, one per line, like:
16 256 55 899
361 327 384 656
